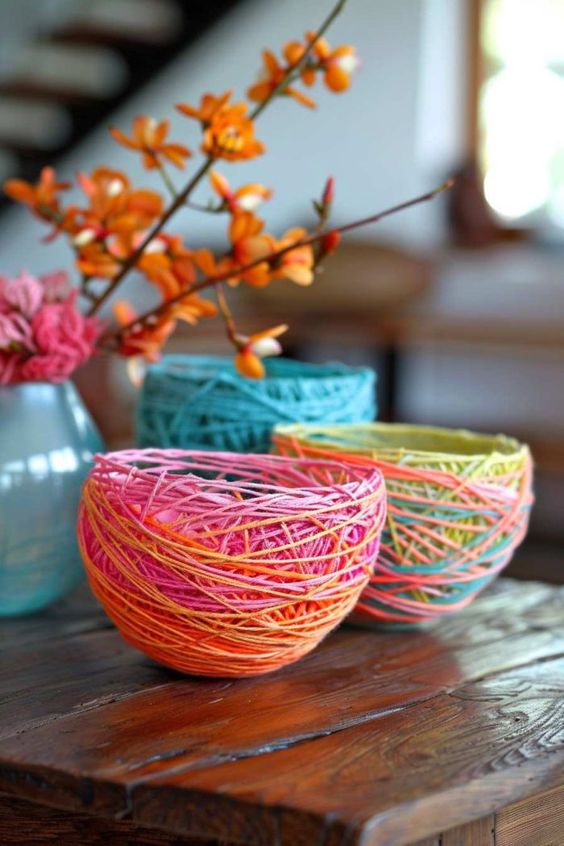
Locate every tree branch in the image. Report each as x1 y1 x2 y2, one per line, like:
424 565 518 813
103 179 453 345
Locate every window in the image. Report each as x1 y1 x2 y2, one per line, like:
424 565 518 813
478 0 564 224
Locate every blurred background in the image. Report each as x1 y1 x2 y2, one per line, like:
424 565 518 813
0 0 562 582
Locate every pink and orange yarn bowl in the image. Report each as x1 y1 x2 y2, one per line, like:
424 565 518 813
77 449 386 677
273 423 534 627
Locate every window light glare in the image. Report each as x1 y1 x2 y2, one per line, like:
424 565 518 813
484 166 549 218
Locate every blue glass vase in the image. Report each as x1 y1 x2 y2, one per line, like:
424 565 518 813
0 381 104 616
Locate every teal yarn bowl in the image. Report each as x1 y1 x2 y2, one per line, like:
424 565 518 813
136 355 376 453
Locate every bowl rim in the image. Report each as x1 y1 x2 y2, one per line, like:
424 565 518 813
273 422 531 466
143 355 375 388
89 447 385 506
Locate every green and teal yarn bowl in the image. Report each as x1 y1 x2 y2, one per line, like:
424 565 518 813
136 355 376 453
273 422 534 627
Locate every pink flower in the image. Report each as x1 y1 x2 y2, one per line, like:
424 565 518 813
0 271 44 317
18 291 100 383
0 269 101 384
0 312 35 351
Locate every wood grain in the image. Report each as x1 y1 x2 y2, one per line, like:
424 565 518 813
0 579 558 743
412 815 495 846
2 583 563 789
0 625 172 739
0 583 107 650
496 784 564 846
413 789 564 846
0 794 225 845
129 657 564 845
441 815 495 846
0 579 562 846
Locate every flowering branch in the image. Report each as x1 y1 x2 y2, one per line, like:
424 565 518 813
86 0 350 318
3 0 450 382
104 180 453 345
85 159 210 315
251 0 347 119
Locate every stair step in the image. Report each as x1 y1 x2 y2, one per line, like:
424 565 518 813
0 0 240 208
0 81 107 106
0 97 71 151
8 42 128 99
53 0 183 47
0 149 19 184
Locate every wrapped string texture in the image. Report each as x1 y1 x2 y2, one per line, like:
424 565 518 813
136 356 376 453
273 423 533 626
78 448 386 676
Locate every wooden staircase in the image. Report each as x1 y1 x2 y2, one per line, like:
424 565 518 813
0 0 239 205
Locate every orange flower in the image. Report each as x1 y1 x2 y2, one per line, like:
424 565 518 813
234 324 288 379
114 292 216 366
226 216 314 288
176 90 232 124
71 169 164 278
209 170 272 213
110 116 191 170
286 40 317 87
177 90 264 161
76 168 163 233
306 33 360 92
203 103 264 161
248 49 316 109
192 248 233 279
228 212 276 287
4 167 70 217
77 243 122 279
136 234 196 299
123 237 218 322
173 293 217 325
272 228 314 285
76 168 126 215
114 301 175 362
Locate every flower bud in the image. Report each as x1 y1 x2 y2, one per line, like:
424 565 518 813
249 336 282 358
320 229 341 255
73 228 97 247
322 176 335 207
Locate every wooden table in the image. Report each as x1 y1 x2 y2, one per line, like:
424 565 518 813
1 578 563 846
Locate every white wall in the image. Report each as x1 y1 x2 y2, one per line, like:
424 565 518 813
0 0 468 279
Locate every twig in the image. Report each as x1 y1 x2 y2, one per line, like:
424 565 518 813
185 200 224 214
104 179 453 344
156 162 178 199
215 284 238 344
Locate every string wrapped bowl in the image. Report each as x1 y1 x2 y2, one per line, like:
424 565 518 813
136 355 376 453
273 423 533 626
78 448 386 676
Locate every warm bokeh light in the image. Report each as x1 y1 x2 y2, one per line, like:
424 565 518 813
480 0 564 221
